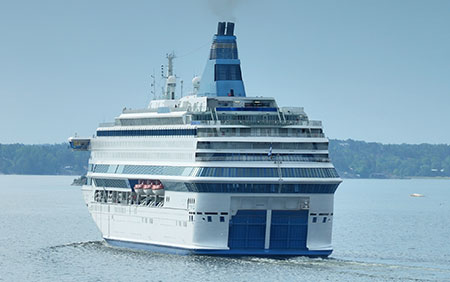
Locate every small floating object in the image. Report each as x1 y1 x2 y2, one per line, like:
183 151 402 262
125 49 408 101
410 193 424 197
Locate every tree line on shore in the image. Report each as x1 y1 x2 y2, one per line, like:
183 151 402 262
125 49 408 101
330 139 450 178
0 143 89 175
1 140 449 178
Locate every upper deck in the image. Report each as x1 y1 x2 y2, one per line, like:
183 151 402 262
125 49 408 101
97 95 323 132
69 22 342 196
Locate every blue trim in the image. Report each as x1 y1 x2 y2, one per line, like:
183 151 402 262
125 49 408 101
214 59 241 64
104 239 332 257
216 107 277 112
214 35 237 41
97 129 197 137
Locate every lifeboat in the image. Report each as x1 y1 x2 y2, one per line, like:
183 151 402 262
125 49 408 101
143 180 154 195
151 181 165 196
134 180 144 195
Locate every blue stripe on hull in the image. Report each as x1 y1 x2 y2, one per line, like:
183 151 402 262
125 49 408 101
104 239 332 257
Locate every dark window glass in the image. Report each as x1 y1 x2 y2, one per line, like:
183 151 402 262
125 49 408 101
97 128 197 137
184 183 339 193
214 64 242 81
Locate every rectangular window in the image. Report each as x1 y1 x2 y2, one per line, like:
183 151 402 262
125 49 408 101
322 217 327 223
312 217 317 223
214 64 242 81
207 216 212 222
220 216 225 222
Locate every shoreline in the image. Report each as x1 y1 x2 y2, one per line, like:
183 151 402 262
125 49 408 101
1 174 449 180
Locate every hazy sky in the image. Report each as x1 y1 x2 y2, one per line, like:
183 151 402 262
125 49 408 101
0 0 449 144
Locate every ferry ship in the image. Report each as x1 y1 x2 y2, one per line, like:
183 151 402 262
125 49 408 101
69 22 342 257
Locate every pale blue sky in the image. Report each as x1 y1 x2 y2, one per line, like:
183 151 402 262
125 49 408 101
0 0 449 144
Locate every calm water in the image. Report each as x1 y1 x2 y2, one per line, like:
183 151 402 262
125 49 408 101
0 176 449 281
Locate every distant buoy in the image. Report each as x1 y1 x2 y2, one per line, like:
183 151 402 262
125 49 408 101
410 193 424 197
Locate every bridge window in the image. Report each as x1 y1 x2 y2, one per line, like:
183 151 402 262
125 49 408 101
215 64 242 81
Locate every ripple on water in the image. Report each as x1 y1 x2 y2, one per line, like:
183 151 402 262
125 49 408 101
23 241 447 282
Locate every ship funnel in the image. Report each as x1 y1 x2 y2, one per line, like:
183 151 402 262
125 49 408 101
217 22 226 35
226 22 234 36
197 22 246 97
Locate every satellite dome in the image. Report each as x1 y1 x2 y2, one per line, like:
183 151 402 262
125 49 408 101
167 75 176 84
192 76 201 88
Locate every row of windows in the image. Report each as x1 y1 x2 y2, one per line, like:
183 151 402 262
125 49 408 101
196 128 324 138
210 46 238 59
106 114 309 127
197 141 328 150
284 115 303 121
215 107 278 112
282 168 339 178
184 183 339 193
217 114 279 122
196 167 339 178
122 165 193 176
97 128 324 139
97 129 197 137
197 167 277 177
214 64 242 81
119 117 184 126
91 164 193 176
91 164 339 178
312 217 330 223
94 178 128 188
90 179 339 194
190 114 311 127
190 215 226 223
91 164 109 173
195 153 329 162
192 114 213 121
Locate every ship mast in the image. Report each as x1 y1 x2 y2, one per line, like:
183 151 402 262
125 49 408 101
164 52 176 100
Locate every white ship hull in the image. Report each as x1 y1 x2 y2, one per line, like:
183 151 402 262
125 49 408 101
83 186 335 256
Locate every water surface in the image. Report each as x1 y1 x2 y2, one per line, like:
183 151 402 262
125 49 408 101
0 176 449 281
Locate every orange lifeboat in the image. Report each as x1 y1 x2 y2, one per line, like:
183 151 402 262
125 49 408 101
151 181 164 196
134 180 144 195
143 180 154 195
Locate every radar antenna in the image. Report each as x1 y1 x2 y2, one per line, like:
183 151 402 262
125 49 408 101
150 71 156 100
163 52 177 100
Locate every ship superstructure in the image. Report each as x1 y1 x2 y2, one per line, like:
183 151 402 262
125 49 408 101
70 22 342 256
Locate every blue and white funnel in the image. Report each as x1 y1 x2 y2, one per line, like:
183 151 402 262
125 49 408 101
197 22 246 97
